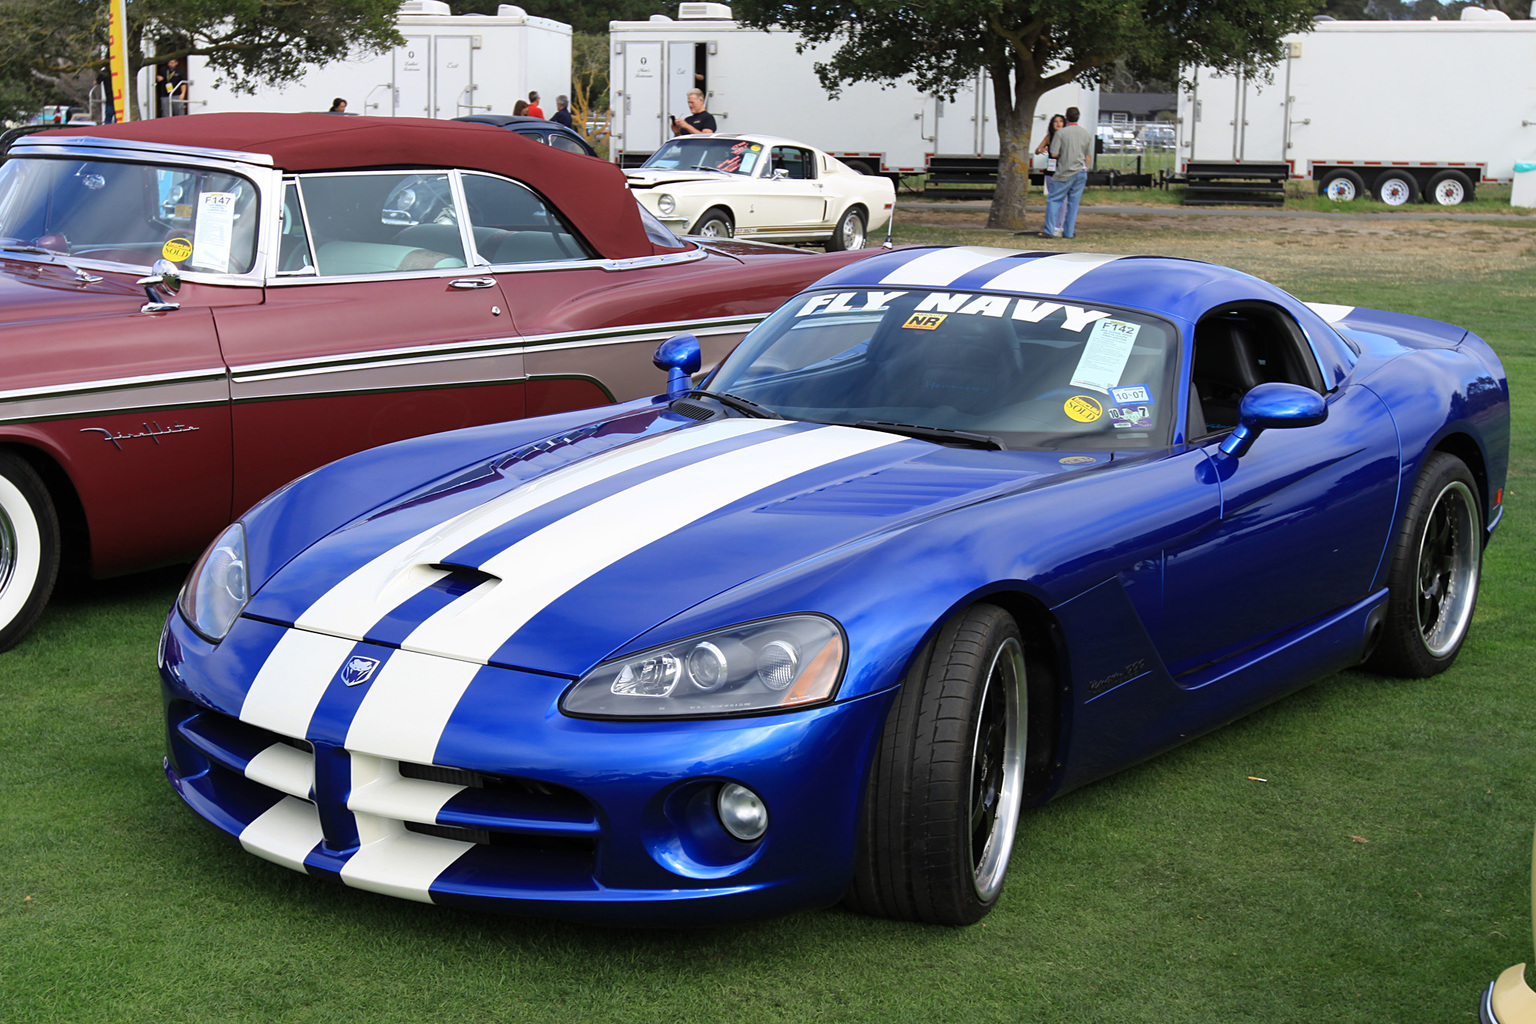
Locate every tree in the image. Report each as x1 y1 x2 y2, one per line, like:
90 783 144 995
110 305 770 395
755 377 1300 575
0 0 405 120
731 0 1325 230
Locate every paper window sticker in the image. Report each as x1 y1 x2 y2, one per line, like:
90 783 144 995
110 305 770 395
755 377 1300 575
1068 318 1141 393
190 192 236 273
1110 383 1154 406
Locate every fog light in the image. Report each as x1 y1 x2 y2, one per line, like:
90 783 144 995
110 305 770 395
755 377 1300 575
717 782 768 842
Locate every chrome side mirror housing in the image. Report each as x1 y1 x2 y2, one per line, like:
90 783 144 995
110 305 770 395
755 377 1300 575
136 258 182 312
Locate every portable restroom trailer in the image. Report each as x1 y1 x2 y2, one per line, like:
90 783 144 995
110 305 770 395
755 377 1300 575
179 2 571 119
609 3 1096 178
1178 11 1536 205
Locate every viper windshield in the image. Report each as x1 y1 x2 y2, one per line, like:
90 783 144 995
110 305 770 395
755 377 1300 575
0 157 259 274
707 287 1181 450
640 138 764 176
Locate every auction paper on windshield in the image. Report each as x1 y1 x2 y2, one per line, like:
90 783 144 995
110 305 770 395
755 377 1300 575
190 192 236 272
1069 318 1140 393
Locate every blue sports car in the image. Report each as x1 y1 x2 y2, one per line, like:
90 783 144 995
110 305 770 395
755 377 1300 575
159 246 1509 926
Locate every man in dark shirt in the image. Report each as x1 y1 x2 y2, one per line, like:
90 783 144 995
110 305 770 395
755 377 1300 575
671 90 716 135
550 95 574 128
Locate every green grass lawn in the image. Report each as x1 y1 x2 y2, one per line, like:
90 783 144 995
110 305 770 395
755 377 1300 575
2 219 1533 1023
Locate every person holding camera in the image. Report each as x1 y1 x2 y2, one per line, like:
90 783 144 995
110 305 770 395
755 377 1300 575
671 90 716 135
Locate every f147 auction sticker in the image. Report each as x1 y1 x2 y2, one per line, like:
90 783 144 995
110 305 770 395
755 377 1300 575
1063 394 1103 422
162 237 193 262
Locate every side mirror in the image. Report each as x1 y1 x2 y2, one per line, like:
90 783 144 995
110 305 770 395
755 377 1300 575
1219 382 1327 457
653 333 702 400
771 168 790 181
136 258 182 313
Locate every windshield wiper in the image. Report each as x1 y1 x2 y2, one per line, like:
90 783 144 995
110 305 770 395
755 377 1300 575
853 420 1007 450
687 389 781 419
1 243 102 283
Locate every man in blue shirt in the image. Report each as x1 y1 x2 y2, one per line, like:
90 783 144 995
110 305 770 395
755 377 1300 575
1041 107 1092 239
551 95 574 128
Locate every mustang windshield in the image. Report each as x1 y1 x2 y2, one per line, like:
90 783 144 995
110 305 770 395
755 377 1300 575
0 157 259 274
707 288 1181 450
641 138 764 176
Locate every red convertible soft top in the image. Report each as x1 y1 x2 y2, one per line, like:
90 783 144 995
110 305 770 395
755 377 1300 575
40 113 677 261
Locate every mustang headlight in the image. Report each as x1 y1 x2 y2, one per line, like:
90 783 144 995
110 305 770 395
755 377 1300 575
562 615 845 719
178 523 250 643
657 193 676 215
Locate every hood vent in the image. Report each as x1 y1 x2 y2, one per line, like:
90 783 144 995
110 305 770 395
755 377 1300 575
754 466 1013 518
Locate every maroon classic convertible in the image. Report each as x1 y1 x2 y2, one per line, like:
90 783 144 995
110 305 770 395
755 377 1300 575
0 114 879 648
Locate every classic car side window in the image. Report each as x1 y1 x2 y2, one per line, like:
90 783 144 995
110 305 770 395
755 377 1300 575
769 146 817 180
276 182 315 274
295 171 468 277
460 173 590 265
1190 302 1327 437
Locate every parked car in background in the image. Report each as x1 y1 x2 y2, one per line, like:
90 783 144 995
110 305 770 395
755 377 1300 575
452 114 598 158
160 245 1506 926
0 113 879 650
626 134 895 251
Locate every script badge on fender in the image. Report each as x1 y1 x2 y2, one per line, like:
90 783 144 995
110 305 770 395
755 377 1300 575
1064 395 1103 423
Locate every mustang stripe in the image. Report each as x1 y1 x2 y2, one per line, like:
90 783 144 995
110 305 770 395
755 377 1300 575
981 252 1126 296
294 419 784 641
877 246 1015 287
239 796 324 872
238 629 361 737
400 424 907 666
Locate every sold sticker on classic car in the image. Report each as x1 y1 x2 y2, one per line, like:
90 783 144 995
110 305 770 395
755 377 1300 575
162 237 193 262
1070 318 1141 393
1064 395 1104 422
190 192 236 273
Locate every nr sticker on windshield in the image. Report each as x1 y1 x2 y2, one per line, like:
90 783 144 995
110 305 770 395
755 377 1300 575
1064 395 1104 423
903 313 947 330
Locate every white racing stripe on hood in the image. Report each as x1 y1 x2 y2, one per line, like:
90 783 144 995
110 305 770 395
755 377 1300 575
1305 302 1355 324
344 651 481 764
239 629 363 737
981 252 1125 296
878 247 1012 287
398 424 907 666
296 418 785 641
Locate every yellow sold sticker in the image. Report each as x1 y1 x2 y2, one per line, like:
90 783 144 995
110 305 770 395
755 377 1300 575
162 237 193 262
1064 395 1103 423
902 312 947 330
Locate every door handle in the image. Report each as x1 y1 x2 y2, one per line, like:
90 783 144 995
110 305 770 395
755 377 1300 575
450 277 496 289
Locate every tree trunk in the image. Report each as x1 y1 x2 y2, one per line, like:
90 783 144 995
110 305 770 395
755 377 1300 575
986 89 1041 231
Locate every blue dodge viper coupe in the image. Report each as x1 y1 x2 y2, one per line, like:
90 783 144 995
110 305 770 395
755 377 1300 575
160 246 1509 926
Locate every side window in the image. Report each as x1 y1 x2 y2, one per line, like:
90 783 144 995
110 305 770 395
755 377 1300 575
277 181 314 274
1190 303 1325 437
295 171 467 277
770 146 816 180
461 173 589 265
548 134 590 156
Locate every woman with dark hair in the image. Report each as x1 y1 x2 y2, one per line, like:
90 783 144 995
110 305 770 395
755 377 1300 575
328 98 347 114
1034 113 1067 237
513 99 529 116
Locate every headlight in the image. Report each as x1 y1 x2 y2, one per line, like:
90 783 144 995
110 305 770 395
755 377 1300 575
657 193 676 215
561 615 845 719
178 523 249 643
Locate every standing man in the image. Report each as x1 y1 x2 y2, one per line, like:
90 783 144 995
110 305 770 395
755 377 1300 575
670 89 715 135
525 91 544 118
157 58 188 117
550 95 574 128
1040 106 1092 239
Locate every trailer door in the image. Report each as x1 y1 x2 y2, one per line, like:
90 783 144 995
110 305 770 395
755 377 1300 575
1236 71 1287 162
623 42 666 154
394 36 431 117
435 36 475 118
668 41 697 125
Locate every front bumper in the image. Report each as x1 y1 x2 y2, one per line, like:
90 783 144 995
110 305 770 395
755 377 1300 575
160 611 893 925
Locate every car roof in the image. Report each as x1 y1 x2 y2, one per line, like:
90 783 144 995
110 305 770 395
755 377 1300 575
28 113 671 261
805 246 1299 325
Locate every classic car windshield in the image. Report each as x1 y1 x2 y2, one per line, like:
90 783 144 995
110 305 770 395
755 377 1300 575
707 288 1181 450
641 138 764 176
0 157 259 274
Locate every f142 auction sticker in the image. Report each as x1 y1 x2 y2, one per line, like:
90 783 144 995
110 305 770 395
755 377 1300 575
162 237 193 262
1064 394 1103 422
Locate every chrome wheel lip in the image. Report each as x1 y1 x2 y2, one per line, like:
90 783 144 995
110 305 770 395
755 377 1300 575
840 215 865 250
1416 478 1479 658
969 636 1026 902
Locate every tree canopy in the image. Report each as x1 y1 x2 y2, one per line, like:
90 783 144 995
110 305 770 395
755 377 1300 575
731 0 1326 229
1 0 404 121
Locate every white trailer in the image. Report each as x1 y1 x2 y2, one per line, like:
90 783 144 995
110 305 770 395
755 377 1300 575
1178 12 1536 205
175 1 571 120
608 3 1096 178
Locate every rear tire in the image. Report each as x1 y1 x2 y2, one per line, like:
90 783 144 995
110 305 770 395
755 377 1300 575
845 603 1027 925
1365 452 1481 678
1319 169 1366 202
0 453 60 651
1373 172 1419 206
1427 169 1473 206
690 209 733 239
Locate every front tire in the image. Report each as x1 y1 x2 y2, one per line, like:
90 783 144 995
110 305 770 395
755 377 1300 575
826 207 867 251
846 604 1027 925
0 453 60 651
1366 452 1481 678
690 209 733 239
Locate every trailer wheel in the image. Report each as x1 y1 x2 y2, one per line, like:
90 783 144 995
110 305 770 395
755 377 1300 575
1372 172 1419 206
843 159 877 176
690 209 734 239
1319 169 1366 202
1427 170 1473 206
